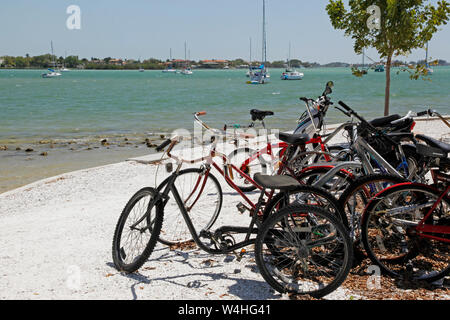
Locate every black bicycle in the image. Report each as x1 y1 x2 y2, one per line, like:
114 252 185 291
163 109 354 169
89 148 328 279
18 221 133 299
112 135 353 298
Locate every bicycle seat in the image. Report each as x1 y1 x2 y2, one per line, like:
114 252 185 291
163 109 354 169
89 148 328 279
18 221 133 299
386 132 415 141
369 114 401 127
416 134 450 153
277 132 310 146
250 109 274 121
253 173 300 190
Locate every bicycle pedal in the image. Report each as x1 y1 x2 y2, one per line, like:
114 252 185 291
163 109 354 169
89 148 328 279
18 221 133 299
234 249 246 262
236 202 248 214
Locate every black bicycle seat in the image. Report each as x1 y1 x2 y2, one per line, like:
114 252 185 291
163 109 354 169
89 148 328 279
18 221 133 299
416 134 450 153
253 173 300 190
277 132 310 146
369 114 401 127
250 109 274 121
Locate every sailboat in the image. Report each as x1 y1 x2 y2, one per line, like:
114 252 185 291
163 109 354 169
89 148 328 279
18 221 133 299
247 0 270 84
425 42 433 75
180 42 193 75
59 51 70 72
138 56 144 72
281 42 303 80
162 48 177 73
42 41 62 78
246 37 259 77
361 48 368 74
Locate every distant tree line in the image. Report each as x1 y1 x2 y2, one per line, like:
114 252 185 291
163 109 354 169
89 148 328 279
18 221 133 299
1 54 448 69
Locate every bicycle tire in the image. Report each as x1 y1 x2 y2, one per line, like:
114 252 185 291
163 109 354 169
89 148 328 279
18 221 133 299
112 187 164 273
361 183 450 282
255 204 353 298
263 185 348 227
156 168 222 246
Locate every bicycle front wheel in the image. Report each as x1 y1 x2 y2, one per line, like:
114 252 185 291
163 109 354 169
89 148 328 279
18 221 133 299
255 204 353 298
112 187 163 273
157 168 222 246
361 183 450 282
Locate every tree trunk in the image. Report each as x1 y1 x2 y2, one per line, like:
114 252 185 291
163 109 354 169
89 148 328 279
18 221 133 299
384 55 392 116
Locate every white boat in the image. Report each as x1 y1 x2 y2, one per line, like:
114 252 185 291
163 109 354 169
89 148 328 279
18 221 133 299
247 0 270 85
162 48 177 73
181 67 193 75
281 69 304 80
42 41 61 78
281 42 303 80
42 68 62 78
180 42 193 75
138 56 144 72
59 52 70 72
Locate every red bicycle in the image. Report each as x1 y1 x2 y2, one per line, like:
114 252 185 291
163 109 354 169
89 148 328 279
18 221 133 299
152 111 346 245
361 140 450 282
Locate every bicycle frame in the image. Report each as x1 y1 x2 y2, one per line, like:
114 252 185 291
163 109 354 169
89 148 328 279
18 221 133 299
158 169 263 254
416 184 450 243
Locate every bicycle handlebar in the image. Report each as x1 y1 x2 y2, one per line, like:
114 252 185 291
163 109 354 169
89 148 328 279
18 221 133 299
337 101 401 146
390 109 429 125
155 139 172 152
194 111 256 140
338 101 352 112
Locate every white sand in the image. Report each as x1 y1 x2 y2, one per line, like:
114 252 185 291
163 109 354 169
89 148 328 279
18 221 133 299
0 118 449 300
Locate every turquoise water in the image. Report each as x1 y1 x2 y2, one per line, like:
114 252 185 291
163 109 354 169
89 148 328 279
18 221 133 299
1 67 449 144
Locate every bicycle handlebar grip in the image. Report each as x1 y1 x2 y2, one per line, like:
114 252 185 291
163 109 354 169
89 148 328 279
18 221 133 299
155 139 172 152
338 101 351 112
196 111 207 116
417 110 428 117
299 97 309 102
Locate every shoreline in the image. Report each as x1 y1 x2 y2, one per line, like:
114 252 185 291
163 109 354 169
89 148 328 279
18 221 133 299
1 116 449 195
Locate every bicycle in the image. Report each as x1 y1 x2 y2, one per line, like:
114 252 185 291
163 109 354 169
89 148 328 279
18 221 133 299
112 132 354 297
152 111 346 245
360 140 450 282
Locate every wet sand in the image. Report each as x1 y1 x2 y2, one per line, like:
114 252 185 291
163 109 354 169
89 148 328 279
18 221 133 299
0 135 165 194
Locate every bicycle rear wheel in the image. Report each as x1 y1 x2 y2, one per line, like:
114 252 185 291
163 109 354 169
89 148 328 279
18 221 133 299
361 183 450 282
255 204 353 298
112 187 163 273
157 168 222 246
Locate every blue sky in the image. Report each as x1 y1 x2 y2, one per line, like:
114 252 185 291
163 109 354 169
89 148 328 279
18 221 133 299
1 0 449 63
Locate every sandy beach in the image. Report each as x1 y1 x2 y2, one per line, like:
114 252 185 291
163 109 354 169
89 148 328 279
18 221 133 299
0 118 449 300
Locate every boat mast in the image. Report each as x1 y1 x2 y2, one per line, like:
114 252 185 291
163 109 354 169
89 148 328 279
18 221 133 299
250 37 252 65
425 42 429 67
262 0 267 66
288 41 291 69
362 48 365 69
51 41 55 69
